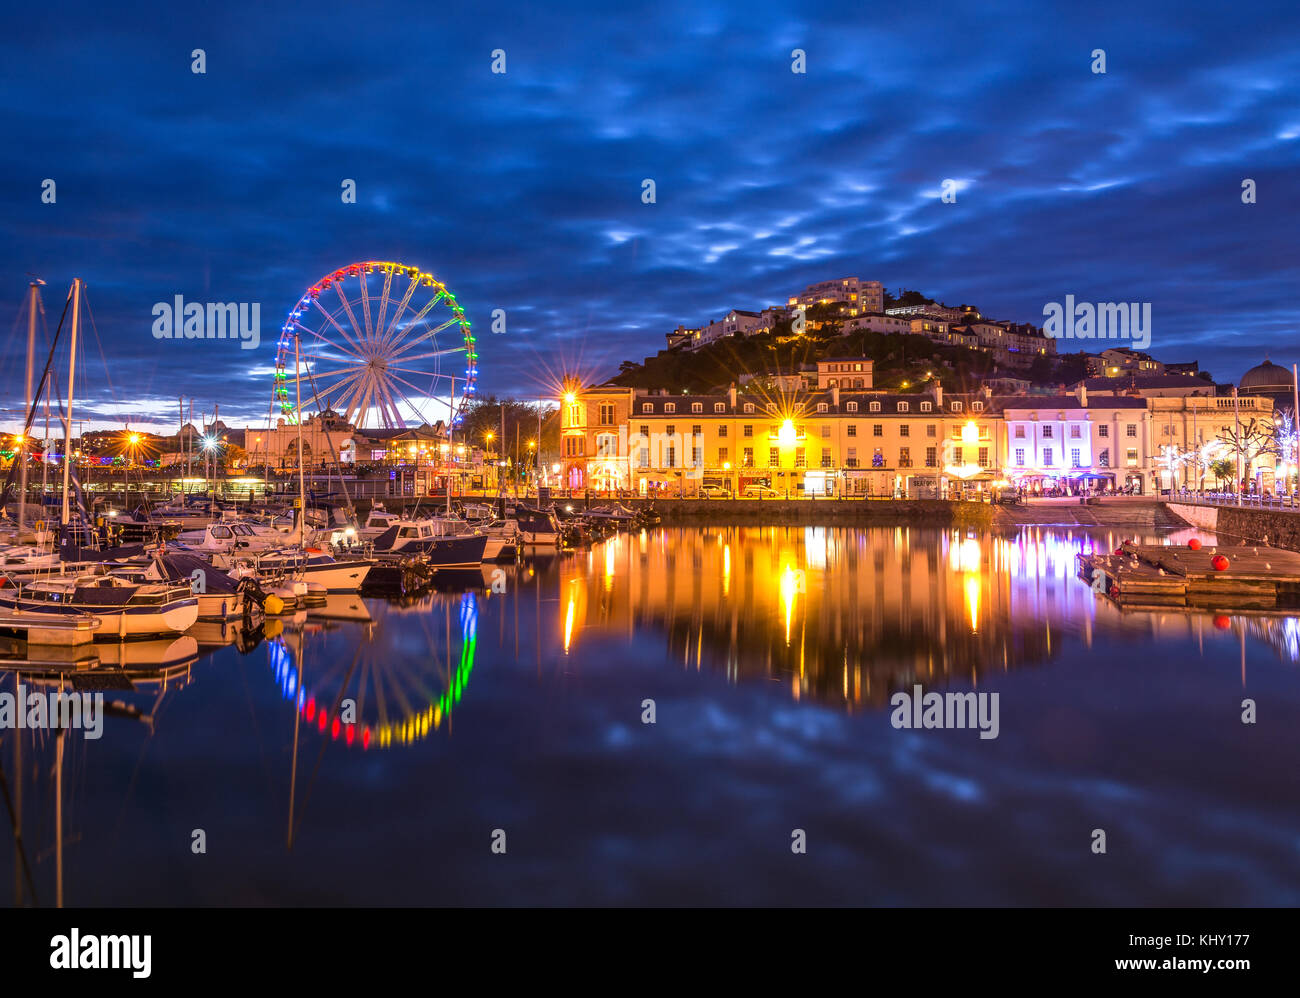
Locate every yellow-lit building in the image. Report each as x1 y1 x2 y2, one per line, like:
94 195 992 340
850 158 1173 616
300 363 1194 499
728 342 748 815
562 382 1004 497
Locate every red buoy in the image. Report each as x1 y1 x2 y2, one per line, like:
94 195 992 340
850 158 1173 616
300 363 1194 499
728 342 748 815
1188 538 1202 551
1213 615 1231 630
1211 554 1229 571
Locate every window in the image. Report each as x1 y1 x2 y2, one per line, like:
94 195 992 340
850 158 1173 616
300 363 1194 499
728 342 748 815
599 403 615 426
951 401 962 412
641 403 652 413
872 448 885 468
847 424 858 437
1042 425 1053 438
743 447 754 466
869 401 881 412
639 425 648 438
979 447 989 467
692 425 701 436
846 402 858 412
899 447 911 467
596 434 617 458
820 425 830 438
1099 425 1109 438
718 425 727 437
1126 448 1138 465
638 448 649 467
718 446 728 463
925 446 937 468
743 425 753 437
567 403 581 426
821 448 832 468
897 425 909 438
743 403 755 413
692 446 702 466
1014 448 1025 465
1015 425 1026 439
846 447 858 468
795 448 805 468
897 402 909 412
664 403 675 414
769 447 779 467
920 401 932 412
973 401 984 412
817 403 828 413
1043 447 1053 467
926 424 936 438
1071 448 1081 467
666 425 675 436
1070 425 1081 439
1126 424 1137 437
666 445 676 467
691 402 702 413
714 402 726 413
1099 448 1109 467
873 424 883 437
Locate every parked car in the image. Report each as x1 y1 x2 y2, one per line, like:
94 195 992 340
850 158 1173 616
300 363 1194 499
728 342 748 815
700 485 731 498
742 485 780 498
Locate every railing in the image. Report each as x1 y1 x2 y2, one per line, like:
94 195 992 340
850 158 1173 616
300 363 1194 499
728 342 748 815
1166 490 1300 510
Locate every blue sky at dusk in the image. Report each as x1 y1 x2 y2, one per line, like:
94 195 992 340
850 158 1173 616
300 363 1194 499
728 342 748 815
1 0 1297 430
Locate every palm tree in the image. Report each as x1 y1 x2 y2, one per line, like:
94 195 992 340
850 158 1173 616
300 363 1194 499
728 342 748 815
1209 457 1235 490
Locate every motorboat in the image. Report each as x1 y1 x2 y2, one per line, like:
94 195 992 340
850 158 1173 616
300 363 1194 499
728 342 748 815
0 575 198 638
213 547 374 593
109 552 250 621
367 519 487 567
513 506 561 548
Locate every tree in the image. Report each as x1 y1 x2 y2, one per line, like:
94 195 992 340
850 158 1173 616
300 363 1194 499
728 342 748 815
1217 416 1277 489
1209 457 1235 489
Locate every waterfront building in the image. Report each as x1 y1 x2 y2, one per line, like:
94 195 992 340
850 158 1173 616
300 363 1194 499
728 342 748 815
1078 374 1214 398
1001 391 1152 493
561 382 1004 498
1147 391 1276 492
1237 357 1296 409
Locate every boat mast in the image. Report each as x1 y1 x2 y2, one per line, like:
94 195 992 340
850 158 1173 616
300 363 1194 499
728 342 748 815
295 334 305 543
19 281 39 529
60 279 81 526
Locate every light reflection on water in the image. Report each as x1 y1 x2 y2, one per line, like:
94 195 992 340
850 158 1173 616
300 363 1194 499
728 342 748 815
1 525 1297 906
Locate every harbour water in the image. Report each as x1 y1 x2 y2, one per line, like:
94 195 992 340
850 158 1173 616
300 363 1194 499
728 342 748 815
2 524 1298 906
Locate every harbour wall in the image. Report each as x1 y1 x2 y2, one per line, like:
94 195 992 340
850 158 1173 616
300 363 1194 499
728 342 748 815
364 496 994 527
1165 503 1300 552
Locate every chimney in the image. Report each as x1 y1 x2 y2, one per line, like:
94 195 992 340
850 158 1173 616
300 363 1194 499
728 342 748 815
1077 383 1088 407
728 383 737 410
933 382 943 408
831 384 840 408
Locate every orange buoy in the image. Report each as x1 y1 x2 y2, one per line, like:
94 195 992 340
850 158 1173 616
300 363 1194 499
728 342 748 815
1211 554 1229 571
1213 615 1231 630
1187 538 1202 550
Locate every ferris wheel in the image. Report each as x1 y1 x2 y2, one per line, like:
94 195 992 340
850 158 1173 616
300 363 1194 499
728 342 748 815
271 260 478 430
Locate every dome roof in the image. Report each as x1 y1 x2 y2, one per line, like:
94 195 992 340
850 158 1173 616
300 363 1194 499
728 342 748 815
1239 358 1294 392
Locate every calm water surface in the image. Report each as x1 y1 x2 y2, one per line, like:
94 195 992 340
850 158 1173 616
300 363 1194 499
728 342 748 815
2 525 1298 906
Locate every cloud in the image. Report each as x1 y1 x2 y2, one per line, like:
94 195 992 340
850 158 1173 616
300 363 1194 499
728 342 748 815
2 0 1298 429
